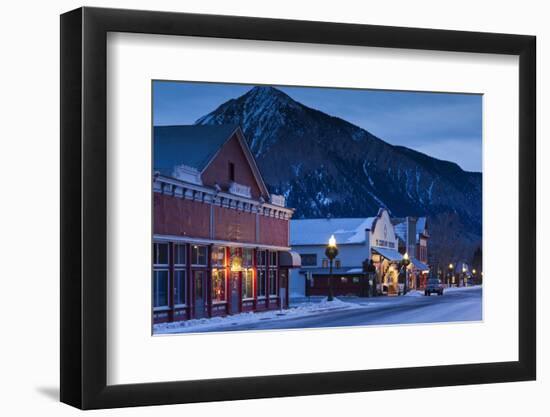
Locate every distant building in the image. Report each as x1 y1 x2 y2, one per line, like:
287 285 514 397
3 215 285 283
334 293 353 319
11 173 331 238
290 208 414 298
153 125 300 324
392 217 430 288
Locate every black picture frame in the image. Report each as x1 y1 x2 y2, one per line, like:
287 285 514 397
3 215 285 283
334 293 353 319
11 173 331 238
60 6 536 410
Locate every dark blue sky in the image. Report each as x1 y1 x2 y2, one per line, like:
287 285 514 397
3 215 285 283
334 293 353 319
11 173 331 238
153 81 482 172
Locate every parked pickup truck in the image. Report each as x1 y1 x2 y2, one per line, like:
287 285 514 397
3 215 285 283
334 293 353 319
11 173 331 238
425 278 444 296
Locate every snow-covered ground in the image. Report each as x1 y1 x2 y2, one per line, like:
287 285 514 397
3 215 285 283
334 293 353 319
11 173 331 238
155 297 362 335
154 285 482 335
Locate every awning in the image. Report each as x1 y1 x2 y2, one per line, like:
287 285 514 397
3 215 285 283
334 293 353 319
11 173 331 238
410 257 430 272
278 250 302 268
372 247 403 262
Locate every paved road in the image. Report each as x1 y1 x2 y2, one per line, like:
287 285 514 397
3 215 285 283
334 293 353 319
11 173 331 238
186 287 482 333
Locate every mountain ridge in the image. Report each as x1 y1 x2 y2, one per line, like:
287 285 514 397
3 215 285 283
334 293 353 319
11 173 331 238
193 86 482 266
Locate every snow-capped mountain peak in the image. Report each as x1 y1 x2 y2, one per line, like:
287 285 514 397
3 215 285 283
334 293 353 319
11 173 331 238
192 86 482 265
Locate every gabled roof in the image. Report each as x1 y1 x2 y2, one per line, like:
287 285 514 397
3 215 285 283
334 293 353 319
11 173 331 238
290 217 375 246
153 124 271 197
154 125 239 175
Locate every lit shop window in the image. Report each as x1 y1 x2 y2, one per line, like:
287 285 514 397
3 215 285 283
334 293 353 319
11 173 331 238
242 269 254 299
175 243 186 266
211 269 227 303
269 269 277 296
153 270 169 308
212 246 226 267
174 270 186 305
322 259 329 268
335 259 342 268
191 245 208 266
257 269 267 297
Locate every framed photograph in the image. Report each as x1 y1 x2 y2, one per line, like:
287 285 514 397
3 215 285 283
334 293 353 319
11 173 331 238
60 6 536 409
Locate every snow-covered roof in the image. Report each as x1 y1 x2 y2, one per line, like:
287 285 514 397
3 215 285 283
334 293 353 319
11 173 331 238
410 257 429 271
154 125 239 174
393 222 407 242
290 217 375 246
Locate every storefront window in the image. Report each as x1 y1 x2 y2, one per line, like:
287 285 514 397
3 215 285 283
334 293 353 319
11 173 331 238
269 269 277 296
175 244 186 266
191 245 207 265
153 270 169 308
269 251 277 266
256 250 266 266
322 259 329 268
335 259 341 268
154 242 169 265
174 270 186 305
242 269 254 299
243 248 253 267
211 269 227 302
212 246 226 267
301 254 317 266
257 269 267 297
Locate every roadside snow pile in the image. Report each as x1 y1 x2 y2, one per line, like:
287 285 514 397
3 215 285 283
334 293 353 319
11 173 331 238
154 297 361 334
445 285 482 293
404 290 424 297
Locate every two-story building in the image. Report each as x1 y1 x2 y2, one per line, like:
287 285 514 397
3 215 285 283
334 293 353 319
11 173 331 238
393 217 430 289
289 208 408 298
153 125 300 324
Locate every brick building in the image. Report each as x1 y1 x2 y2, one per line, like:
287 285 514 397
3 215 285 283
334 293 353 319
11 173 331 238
152 125 300 324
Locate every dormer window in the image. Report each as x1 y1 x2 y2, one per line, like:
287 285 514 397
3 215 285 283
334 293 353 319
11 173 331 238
228 162 235 181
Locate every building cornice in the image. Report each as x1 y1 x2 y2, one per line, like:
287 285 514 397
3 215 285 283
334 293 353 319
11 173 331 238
154 174 294 220
153 234 291 251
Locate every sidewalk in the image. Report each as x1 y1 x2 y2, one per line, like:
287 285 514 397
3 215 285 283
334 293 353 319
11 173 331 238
154 297 363 335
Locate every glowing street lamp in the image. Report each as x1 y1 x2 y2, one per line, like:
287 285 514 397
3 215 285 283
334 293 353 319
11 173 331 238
325 234 339 302
448 263 454 286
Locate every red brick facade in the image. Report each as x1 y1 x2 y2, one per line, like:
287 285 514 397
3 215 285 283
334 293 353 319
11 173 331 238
154 193 210 238
152 126 295 326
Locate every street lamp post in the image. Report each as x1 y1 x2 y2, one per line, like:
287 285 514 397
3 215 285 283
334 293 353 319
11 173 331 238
402 252 410 295
472 269 477 285
325 235 339 302
448 263 454 287
462 265 467 287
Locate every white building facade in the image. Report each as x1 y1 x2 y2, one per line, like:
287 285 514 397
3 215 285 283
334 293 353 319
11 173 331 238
289 208 416 299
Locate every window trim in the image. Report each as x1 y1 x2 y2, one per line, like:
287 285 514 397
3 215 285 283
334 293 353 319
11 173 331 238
300 253 318 267
173 268 187 307
211 268 228 304
191 244 208 267
174 243 187 267
242 269 254 300
268 269 278 296
153 242 170 267
257 268 267 298
153 268 170 310
211 246 226 268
